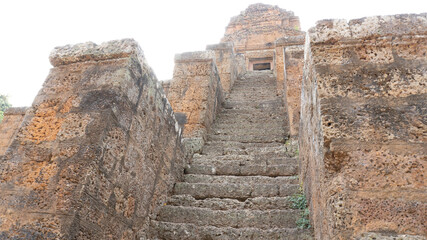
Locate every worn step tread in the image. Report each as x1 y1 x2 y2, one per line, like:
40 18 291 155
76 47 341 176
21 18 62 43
208 134 286 143
156 206 301 229
150 221 313 240
166 195 297 211
183 174 298 184
173 182 299 199
185 161 298 176
201 143 297 158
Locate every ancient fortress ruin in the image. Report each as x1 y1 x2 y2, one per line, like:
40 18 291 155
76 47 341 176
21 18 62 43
0 3 426 240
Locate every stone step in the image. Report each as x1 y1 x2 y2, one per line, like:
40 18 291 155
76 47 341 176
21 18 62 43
207 134 286 143
150 221 313 240
223 99 283 110
192 153 298 164
166 195 295 211
185 158 298 176
183 175 298 185
214 113 286 125
210 126 286 138
229 86 277 92
219 107 285 115
173 182 299 200
213 120 285 130
226 89 278 97
156 206 301 229
201 142 297 158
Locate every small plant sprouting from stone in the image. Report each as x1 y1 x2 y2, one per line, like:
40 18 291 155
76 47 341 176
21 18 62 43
289 186 311 229
290 192 307 210
296 208 311 229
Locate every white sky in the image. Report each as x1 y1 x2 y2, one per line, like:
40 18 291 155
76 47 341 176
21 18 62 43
0 0 425 107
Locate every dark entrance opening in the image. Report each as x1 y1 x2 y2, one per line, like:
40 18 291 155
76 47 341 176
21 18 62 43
253 62 271 71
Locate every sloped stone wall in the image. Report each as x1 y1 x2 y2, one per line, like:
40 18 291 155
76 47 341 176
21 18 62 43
0 107 27 156
0 39 184 239
276 35 305 137
299 14 427 239
166 51 223 155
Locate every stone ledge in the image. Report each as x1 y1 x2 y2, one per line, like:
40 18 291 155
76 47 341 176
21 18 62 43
206 42 234 51
174 51 215 63
276 35 306 47
49 38 142 67
4 107 28 116
309 13 427 44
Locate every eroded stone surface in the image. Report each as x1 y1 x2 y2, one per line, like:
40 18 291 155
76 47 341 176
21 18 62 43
276 35 305 136
206 42 237 94
221 3 302 52
165 50 223 155
300 14 427 239
0 107 28 156
0 39 184 239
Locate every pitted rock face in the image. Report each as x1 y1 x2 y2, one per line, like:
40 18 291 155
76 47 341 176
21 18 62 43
221 3 302 51
0 39 184 239
49 38 143 66
300 13 427 239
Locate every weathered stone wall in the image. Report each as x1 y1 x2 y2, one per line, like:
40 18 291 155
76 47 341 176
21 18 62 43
0 39 185 239
299 14 427 239
0 107 27 156
276 35 305 137
161 79 171 95
221 3 302 52
165 51 223 155
235 53 247 77
206 42 237 95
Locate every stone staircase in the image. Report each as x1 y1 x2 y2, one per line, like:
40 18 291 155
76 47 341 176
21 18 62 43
150 71 312 239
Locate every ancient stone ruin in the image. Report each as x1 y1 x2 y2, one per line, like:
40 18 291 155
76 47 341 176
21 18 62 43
0 3 425 240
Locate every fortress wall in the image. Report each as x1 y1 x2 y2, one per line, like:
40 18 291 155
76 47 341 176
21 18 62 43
166 51 223 155
207 42 237 94
0 107 28 156
276 35 305 137
299 14 427 239
0 39 185 239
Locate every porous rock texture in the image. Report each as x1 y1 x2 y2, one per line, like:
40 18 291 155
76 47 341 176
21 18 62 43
0 39 185 239
0 107 28 156
206 42 238 95
299 14 427 239
165 51 223 156
149 71 313 239
221 3 301 52
276 35 305 137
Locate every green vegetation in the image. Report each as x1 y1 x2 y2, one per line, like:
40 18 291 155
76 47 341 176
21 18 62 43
290 192 307 210
296 208 311 229
0 95 12 123
289 186 311 229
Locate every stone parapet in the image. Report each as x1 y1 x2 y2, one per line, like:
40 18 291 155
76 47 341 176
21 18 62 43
275 34 305 137
206 42 237 94
0 39 185 239
174 50 215 63
276 35 305 47
166 50 223 156
299 14 427 239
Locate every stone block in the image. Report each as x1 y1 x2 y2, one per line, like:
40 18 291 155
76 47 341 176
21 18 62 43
299 14 427 239
0 39 184 238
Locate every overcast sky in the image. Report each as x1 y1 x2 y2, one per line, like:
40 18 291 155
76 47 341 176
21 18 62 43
1 0 425 107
